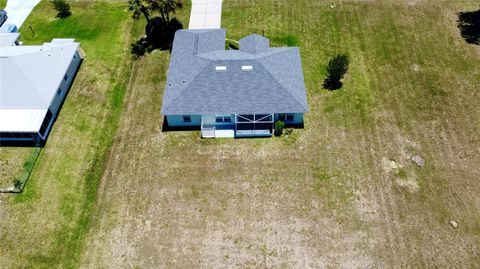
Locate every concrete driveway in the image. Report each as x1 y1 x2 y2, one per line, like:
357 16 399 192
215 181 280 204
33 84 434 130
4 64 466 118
188 0 223 29
3 0 42 28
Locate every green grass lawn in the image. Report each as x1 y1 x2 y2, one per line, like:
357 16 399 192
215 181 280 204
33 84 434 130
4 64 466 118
79 0 479 268
0 1 143 267
0 148 33 188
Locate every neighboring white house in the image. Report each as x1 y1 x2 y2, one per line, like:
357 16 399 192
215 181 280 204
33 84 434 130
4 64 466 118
0 33 83 145
161 29 309 138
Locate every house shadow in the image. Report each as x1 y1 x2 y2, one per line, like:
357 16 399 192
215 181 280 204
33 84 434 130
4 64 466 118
161 116 200 132
0 140 44 147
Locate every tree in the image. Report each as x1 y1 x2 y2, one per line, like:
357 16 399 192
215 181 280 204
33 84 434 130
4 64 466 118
128 0 151 21
51 0 71 18
323 54 349 90
129 0 183 23
129 0 184 54
151 0 183 22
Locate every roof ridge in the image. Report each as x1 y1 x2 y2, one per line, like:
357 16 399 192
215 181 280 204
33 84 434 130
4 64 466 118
257 49 309 111
162 60 211 113
257 62 309 112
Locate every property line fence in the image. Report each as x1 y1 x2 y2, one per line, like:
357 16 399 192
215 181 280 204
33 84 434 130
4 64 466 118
0 147 42 193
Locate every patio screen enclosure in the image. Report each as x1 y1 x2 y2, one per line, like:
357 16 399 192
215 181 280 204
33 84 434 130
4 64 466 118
235 114 273 136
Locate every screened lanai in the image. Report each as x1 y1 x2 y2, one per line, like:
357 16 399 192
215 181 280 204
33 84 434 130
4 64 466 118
235 114 273 137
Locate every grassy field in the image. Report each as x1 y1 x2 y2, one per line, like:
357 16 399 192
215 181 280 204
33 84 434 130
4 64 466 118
0 0 142 267
80 0 479 268
2 0 480 268
0 148 33 187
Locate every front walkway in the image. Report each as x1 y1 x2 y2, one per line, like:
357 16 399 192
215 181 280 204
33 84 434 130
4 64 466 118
3 0 42 28
188 0 223 29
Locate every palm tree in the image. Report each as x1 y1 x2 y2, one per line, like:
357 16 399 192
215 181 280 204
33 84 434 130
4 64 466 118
150 0 183 22
128 0 150 21
163 0 183 22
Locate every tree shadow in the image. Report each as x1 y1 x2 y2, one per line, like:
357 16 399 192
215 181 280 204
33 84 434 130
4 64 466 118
323 78 343 91
458 9 480 45
323 54 349 91
131 17 183 57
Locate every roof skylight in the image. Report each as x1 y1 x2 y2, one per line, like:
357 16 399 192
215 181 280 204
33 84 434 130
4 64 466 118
215 66 227 71
242 65 253 71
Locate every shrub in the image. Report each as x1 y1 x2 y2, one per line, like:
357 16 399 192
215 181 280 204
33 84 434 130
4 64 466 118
131 37 152 57
274 121 285 136
51 0 71 18
458 9 480 45
285 128 294 137
323 54 349 90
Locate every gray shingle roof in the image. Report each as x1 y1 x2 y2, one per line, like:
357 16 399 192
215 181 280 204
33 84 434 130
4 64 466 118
161 29 308 115
239 34 269 54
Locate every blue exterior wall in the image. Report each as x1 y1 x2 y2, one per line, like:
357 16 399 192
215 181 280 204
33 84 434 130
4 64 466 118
273 113 304 125
166 113 304 127
166 115 202 127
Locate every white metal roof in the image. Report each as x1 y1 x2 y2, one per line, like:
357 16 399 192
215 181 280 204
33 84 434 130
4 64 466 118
3 0 42 28
0 39 79 132
188 0 223 29
0 109 47 132
0 33 20 47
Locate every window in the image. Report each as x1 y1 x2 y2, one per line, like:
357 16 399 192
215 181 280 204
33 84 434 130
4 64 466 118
183 115 191 123
57 89 62 96
278 113 294 122
64 74 68 82
215 115 231 123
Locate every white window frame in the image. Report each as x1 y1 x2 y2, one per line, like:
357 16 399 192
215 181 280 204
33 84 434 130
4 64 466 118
215 115 232 123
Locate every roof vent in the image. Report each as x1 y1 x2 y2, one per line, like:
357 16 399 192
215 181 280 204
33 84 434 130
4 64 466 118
242 65 253 71
215 66 227 71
